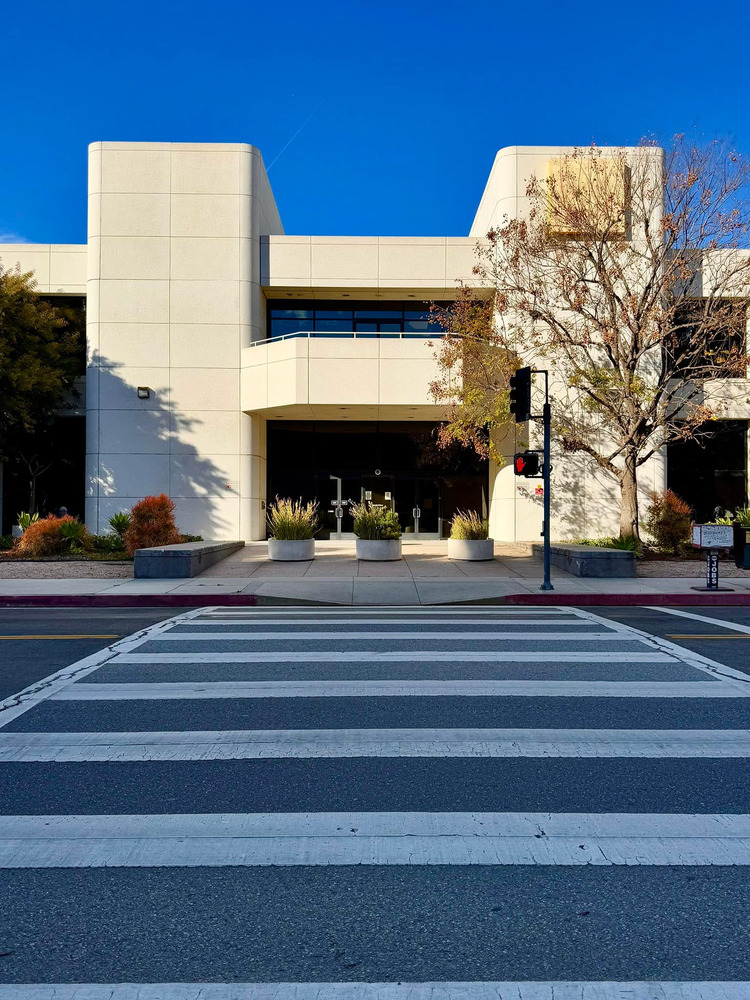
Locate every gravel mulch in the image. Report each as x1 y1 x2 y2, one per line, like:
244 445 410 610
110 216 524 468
637 558 747 578
0 561 133 579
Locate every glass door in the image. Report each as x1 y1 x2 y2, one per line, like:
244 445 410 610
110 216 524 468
361 474 395 510
398 478 441 538
414 478 440 538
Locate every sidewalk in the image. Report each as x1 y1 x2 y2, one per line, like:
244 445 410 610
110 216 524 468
0 540 748 606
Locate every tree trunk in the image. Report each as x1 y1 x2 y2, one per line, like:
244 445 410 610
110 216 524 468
619 451 639 538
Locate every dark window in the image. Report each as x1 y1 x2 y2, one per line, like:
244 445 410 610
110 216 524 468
39 294 86 375
667 420 747 522
267 300 449 340
313 319 352 332
667 300 746 379
271 319 312 337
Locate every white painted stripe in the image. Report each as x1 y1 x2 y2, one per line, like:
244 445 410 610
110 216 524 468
176 618 595 627
0 608 202 730
0 984 745 1000
152 631 639 642
2 728 747 762
199 606 580 614
111 650 675 663
5 811 748 839
648 605 750 635
51 680 740 700
1 812 749 867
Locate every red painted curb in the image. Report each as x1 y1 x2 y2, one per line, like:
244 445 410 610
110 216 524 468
0 595 260 608
1 592 750 608
501 593 750 606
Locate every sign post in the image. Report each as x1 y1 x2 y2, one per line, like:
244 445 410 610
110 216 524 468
690 524 734 592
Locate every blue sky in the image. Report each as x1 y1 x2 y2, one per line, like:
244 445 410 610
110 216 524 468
2 0 749 243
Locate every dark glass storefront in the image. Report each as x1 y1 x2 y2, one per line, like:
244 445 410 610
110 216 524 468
667 420 747 522
266 421 488 538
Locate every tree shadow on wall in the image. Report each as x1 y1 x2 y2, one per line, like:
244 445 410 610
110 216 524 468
90 356 237 539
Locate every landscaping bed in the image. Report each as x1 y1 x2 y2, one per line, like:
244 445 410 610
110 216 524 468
0 560 132 579
637 557 743 578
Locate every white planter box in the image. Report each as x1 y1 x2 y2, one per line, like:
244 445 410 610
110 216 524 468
356 538 402 561
11 525 23 539
268 538 315 561
448 538 495 561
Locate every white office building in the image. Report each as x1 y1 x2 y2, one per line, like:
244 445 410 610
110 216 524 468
1 142 747 540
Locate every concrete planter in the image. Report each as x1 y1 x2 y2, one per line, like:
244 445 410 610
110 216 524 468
356 538 402 561
11 525 23 539
448 538 494 561
268 538 315 562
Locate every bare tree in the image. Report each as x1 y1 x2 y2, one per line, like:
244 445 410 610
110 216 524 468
434 138 750 537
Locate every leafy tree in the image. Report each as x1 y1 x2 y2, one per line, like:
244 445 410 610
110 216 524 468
0 266 82 510
428 290 518 462
433 137 750 537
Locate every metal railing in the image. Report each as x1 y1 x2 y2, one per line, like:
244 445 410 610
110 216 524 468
249 329 439 347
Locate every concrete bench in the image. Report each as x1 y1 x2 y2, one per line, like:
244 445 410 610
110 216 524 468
531 542 636 578
134 540 245 579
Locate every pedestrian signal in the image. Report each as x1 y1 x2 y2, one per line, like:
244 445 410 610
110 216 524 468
514 451 541 477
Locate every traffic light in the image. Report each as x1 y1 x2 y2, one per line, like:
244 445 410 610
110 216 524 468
514 451 541 477
509 366 532 422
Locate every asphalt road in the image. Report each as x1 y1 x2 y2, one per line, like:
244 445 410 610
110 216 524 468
0 607 192 700
601 605 750 677
0 603 748 991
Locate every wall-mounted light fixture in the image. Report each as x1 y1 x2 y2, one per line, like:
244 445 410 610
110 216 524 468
137 386 151 399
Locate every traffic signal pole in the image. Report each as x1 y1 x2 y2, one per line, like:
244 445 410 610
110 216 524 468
510 365 552 591
541 394 553 591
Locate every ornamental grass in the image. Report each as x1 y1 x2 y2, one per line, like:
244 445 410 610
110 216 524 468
267 497 319 540
351 502 401 540
449 510 489 540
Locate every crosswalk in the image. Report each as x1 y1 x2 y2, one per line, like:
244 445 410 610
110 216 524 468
0 605 749 995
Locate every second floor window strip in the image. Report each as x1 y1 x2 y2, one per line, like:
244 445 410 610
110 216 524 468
268 301 447 339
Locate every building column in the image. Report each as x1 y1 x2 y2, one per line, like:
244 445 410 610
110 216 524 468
241 412 267 540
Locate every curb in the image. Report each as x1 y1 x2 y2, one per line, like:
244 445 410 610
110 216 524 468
2 592 750 608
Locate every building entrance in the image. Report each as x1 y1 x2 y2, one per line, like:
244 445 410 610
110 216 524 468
266 421 488 540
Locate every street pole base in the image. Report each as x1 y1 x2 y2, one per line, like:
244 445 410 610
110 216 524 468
540 583 554 591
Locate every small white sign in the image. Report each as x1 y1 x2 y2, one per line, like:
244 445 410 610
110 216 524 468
692 524 733 548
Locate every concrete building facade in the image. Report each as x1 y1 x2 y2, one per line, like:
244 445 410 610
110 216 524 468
1 142 747 541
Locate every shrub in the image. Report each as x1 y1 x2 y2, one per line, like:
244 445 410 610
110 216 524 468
58 519 91 553
0 535 14 551
122 494 181 556
732 507 750 527
351 502 402 540
450 510 488 540
179 533 204 543
16 512 39 531
15 515 79 557
572 535 643 555
645 489 693 554
108 511 132 537
267 497 319 540
91 533 127 554
609 533 642 555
